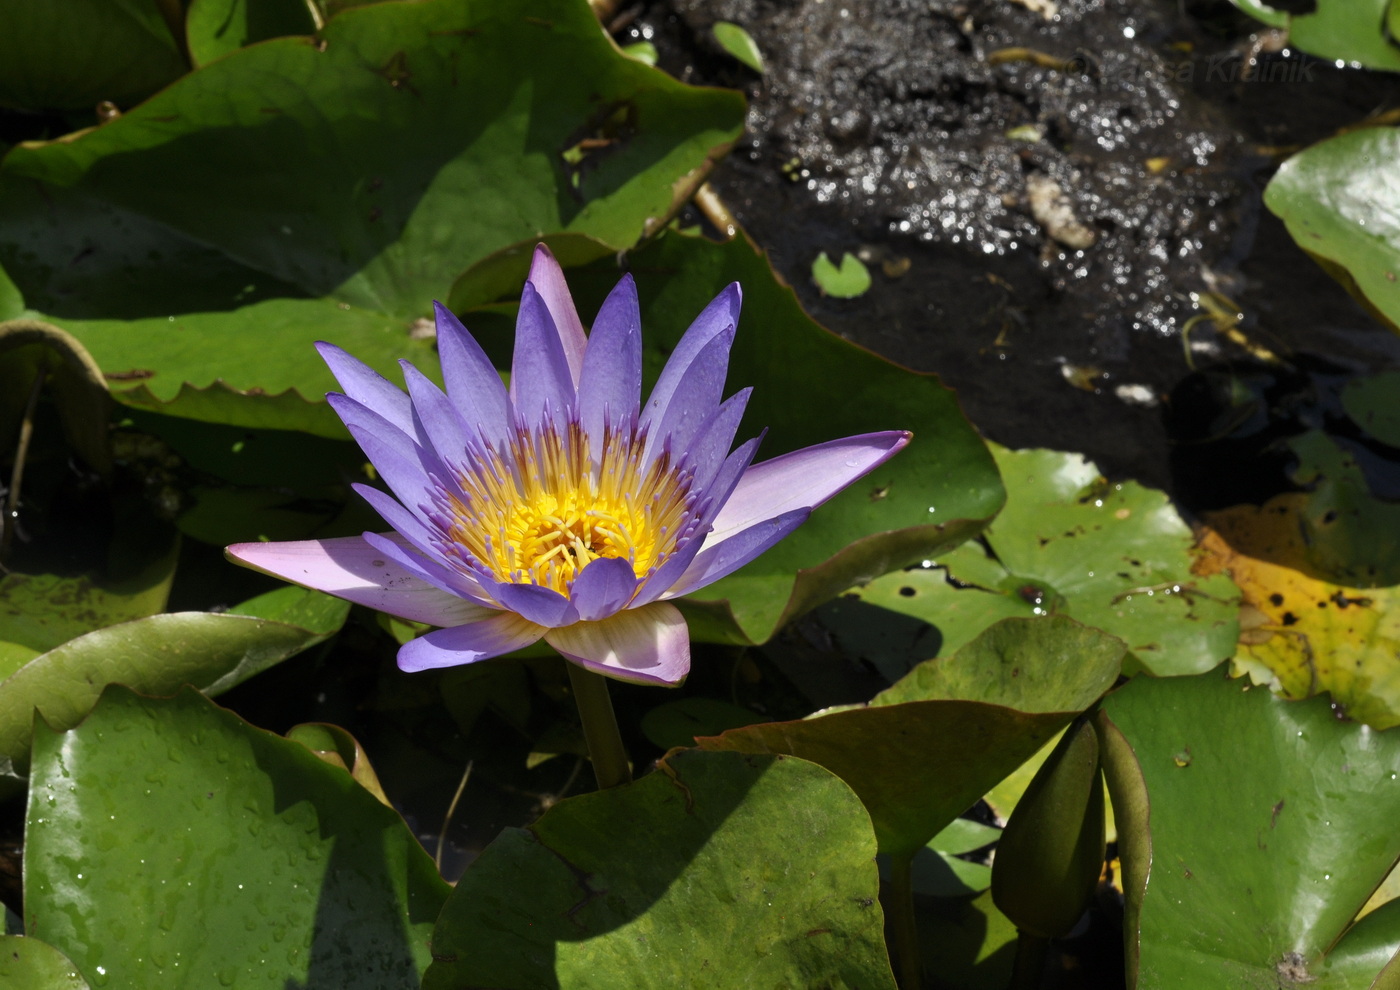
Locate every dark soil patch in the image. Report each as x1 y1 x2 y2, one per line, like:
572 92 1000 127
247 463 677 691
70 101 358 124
629 0 1400 493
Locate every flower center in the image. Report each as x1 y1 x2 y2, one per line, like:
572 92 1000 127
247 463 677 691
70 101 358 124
442 421 695 597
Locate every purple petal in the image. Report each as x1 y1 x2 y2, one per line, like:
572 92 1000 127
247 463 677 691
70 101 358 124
578 275 642 452
510 282 576 428
641 327 734 467
664 508 810 599
226 535 494 626
544 602 690 686
684 387 752 491
397 612 546 672
316 342 414 435
569 556 641 622
351 483 492 605
401 361 475 470
434 302 511 447
483 579 580 628
705 431 912 549
632 434 763 606
527 244 588 387
339 416 444 527
360 530 486 603
641 283 740 431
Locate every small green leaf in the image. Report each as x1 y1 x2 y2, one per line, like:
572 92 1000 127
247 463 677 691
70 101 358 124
713 21 766 73
620 41 658 66
1343 369 1400 447
811 251 872 299
1266 128 1400 335
25 686 450 989
425 749 897 990
0 936 89 989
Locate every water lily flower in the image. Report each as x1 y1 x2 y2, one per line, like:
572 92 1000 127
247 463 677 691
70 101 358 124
228 246 909 687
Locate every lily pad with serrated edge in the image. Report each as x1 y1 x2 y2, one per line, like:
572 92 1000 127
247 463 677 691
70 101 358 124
847 443 1238 676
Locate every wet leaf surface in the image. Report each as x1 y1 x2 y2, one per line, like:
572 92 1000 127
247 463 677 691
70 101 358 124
0 935 90 989
424 749 896 990
1098 666 1400 988
700 616 1124 858
24 685 449 989
848 444 1238 675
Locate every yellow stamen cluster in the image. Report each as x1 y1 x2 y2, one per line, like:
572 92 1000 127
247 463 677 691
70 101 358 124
444 421 695 597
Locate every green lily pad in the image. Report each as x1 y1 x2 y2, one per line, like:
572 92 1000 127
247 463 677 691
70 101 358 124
424 748 897 990
0 936 89 989
186 0 318 67
0 585 348 787
1266 127 1400 335
0 0 187 111
849 444 1238 675
811 251 872 299
919 890 1018 990
713 22 766 73
534 230 1004 645
1098 666 1400 988
700 616 1124 859
0 0 744 431
1232 0 1400 71
25 685 450 989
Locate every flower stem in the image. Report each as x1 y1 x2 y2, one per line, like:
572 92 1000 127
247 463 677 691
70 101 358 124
886 851 921 989
566 662 632 790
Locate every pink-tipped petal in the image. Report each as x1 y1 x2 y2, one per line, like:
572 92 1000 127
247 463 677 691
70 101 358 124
664 507 810 599
397 612 546 672
226 535 494 627
705 431 912 549
545 602 691 686
511 282 576 428
316 342 414 435
527 244 588 387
